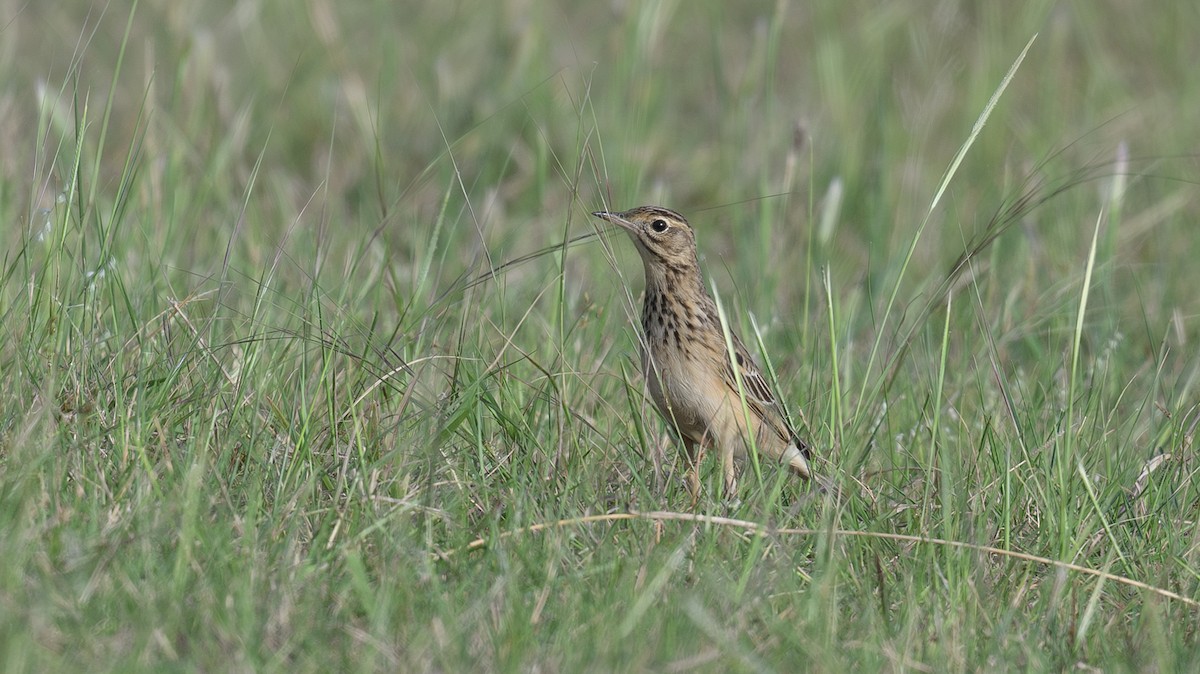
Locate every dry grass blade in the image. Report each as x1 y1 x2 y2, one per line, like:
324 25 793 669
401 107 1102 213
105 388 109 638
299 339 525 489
450 510 1200 609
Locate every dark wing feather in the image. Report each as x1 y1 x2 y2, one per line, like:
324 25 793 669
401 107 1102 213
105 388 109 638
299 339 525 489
722 332 810 457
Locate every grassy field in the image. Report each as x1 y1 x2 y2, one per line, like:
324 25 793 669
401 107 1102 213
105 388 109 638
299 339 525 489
2 1 1199 671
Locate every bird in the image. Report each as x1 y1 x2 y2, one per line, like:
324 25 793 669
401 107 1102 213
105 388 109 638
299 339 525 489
592 205 813 501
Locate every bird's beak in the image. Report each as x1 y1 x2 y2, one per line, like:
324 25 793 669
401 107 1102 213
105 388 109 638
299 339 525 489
592 210 636 233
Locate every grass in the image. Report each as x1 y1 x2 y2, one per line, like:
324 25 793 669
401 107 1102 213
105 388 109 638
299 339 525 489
2 0 1200 671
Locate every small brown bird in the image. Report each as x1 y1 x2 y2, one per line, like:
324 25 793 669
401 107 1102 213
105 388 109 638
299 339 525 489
593 206 813 500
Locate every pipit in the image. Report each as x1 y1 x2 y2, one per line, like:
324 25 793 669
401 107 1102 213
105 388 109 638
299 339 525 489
593 206 813 501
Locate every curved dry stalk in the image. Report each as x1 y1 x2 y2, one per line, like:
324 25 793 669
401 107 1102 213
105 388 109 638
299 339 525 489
448 509 1199 609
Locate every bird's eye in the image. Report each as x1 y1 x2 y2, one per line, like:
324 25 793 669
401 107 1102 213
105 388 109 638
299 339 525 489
650 219 669 233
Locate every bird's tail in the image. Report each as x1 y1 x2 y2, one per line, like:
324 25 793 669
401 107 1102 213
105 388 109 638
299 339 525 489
780 441 812 479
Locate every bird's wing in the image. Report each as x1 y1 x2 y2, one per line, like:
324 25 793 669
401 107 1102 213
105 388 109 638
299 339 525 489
721 332 810 455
